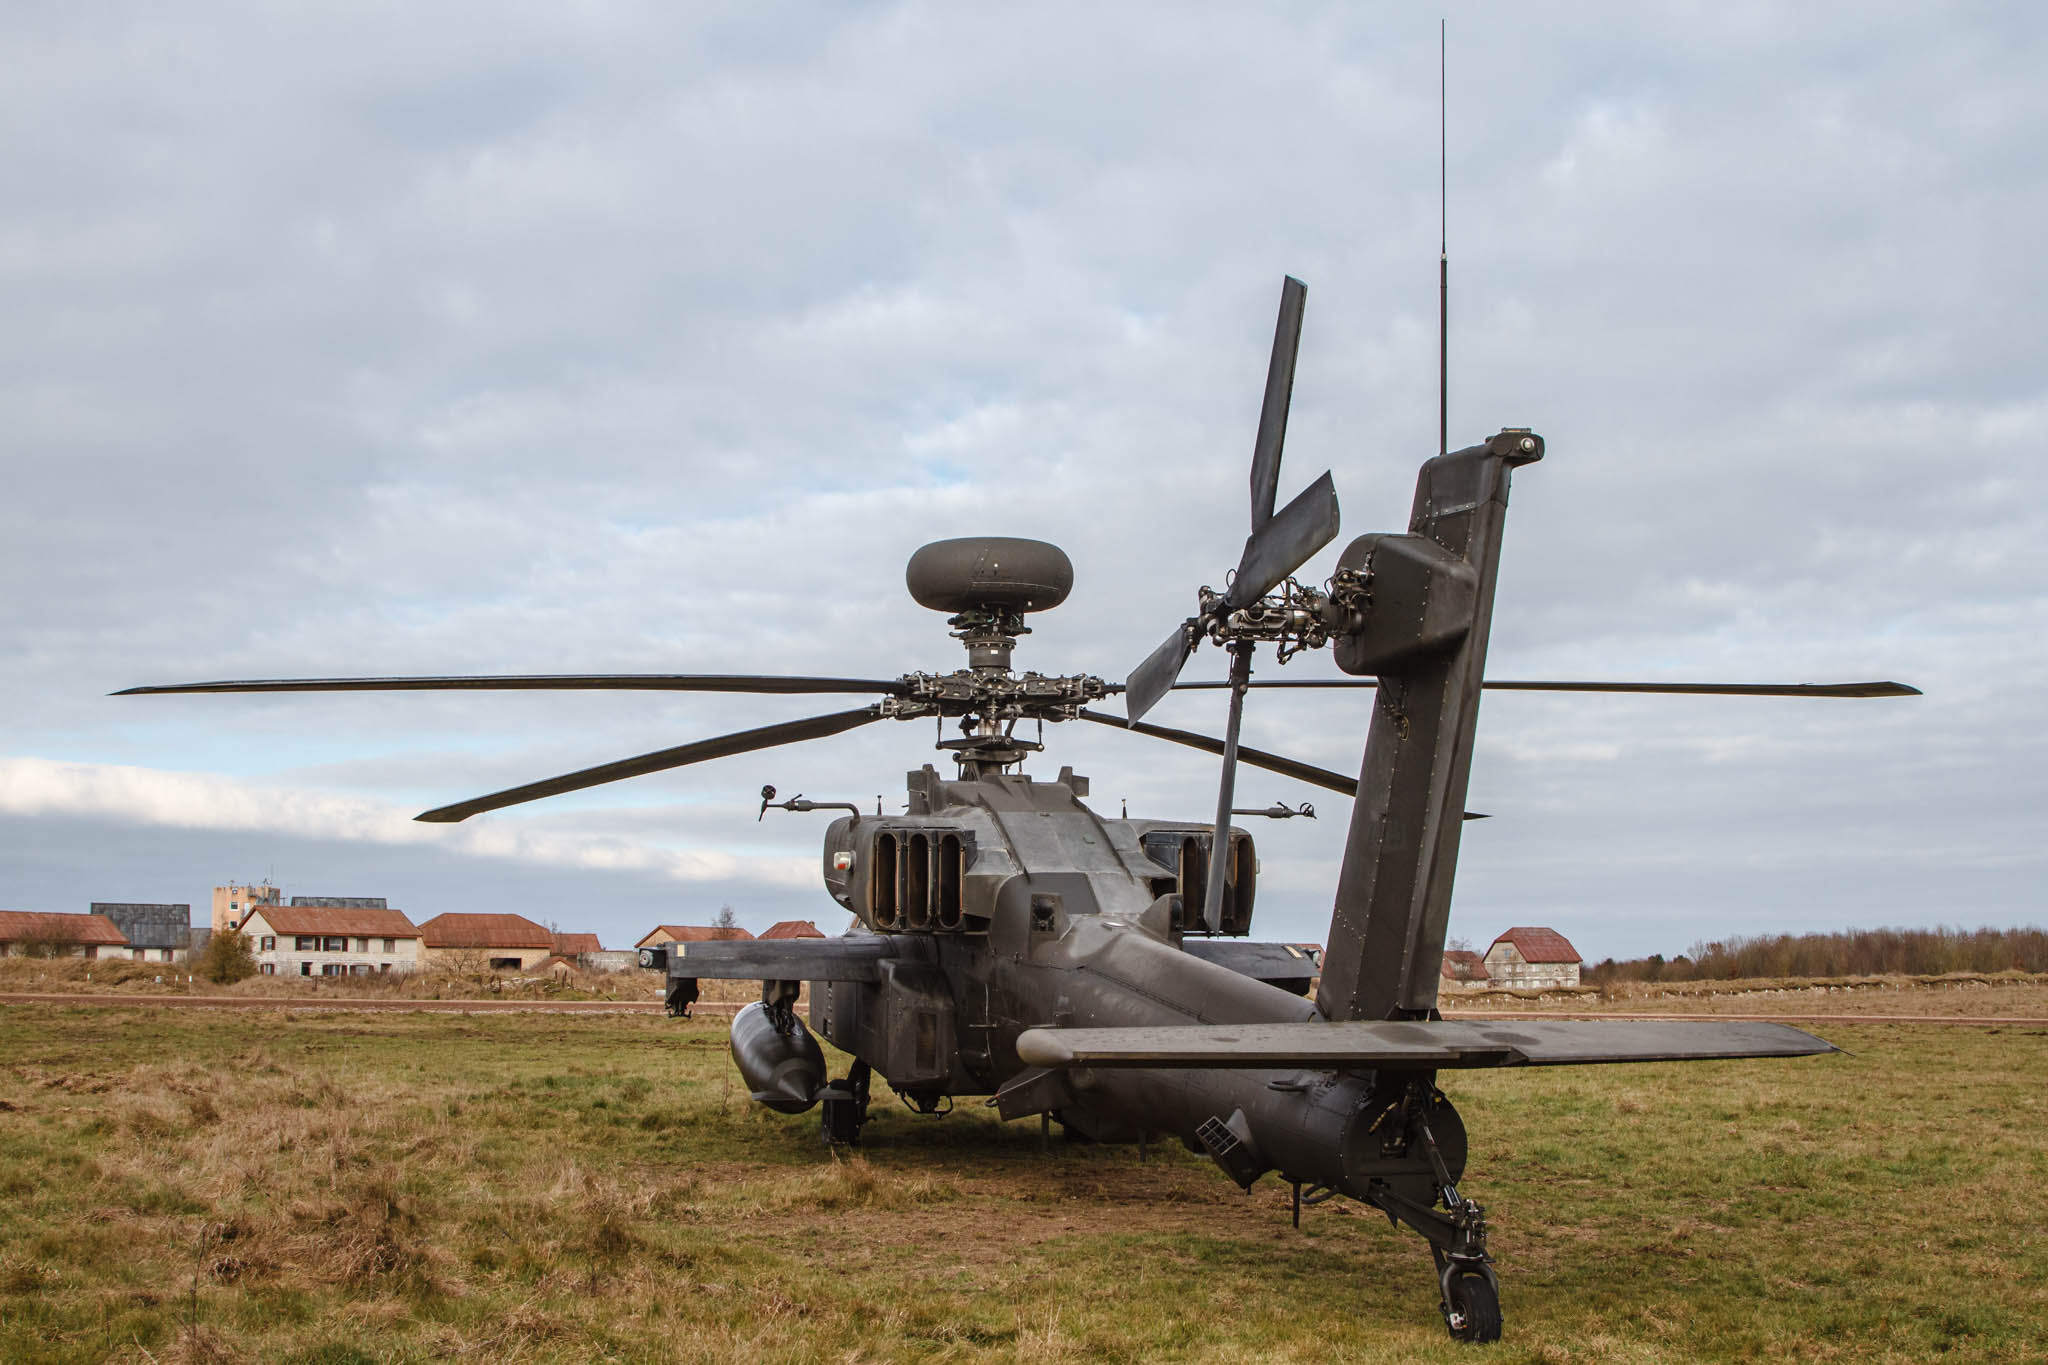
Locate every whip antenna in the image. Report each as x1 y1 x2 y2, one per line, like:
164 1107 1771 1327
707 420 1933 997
1439 17 1448 459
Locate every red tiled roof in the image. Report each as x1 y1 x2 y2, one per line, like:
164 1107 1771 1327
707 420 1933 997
637 924 756 947
552 932 603 956
418 913 554 950
1488 927 1582 964
245 906 419 938
0 911 129 947
1441 949 1490 981
760 920 824 940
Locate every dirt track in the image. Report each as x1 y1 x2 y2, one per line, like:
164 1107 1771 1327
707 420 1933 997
4 991 2045 1026
0 991 714 1015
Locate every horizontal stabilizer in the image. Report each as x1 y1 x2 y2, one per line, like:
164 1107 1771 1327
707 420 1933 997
1014 1018 1834 1071
665 937 892 983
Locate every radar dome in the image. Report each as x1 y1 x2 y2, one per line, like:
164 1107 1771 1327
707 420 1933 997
905 538 1073 615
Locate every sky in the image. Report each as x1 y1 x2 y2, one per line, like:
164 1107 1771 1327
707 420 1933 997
3 3 2042 960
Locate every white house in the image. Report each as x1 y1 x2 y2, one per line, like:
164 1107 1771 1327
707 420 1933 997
241 904 423 977
1482 927 1583 990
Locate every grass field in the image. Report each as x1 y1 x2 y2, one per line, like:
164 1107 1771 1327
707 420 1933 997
2 1004 2044 1364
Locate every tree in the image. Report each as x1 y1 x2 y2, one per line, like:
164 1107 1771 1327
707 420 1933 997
712 904 739 938
199 928 257 985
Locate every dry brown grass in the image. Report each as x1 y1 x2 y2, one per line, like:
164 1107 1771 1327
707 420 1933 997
3 1001 2044 1362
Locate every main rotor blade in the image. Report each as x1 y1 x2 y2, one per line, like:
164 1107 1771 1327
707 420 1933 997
414 706 885 823
1123 621 1197 724
115 673 911 697
1226 470 1339 609
1249 276 1307 532
1165 679 1921 699
1077 709 1356 797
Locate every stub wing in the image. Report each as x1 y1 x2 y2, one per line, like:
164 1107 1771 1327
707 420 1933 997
1015 1019 1834 1071
661 937 892 983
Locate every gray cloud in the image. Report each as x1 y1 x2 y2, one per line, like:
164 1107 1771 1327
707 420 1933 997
3 3 2041 959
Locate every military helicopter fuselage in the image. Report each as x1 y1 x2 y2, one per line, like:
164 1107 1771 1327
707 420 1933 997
689 762 1449 1208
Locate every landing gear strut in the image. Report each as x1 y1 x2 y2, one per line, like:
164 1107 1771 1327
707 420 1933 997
1363 1081 1503 1344
819 1060 871 1146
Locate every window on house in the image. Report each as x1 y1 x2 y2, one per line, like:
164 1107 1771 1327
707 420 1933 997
489 956 521 971
322 936 345 952
295 936 317 952
322 963 343 977
300 962 312 976
261 936 276 951
353 937 368 953
378 963 391 973
159 948 173 962
259 963 275 976
381 938 395 952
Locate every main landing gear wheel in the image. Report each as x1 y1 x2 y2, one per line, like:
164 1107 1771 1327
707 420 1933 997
819 1060 871 1146
1442 1267 1502 1344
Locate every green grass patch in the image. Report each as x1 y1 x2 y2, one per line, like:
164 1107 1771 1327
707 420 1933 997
0 1006 2043 1362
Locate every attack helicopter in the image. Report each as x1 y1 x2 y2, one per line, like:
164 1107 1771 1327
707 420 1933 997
123 276 1916 1344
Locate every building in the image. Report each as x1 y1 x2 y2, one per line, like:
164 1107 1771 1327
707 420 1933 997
636 924 756 949
419 913 556 971
760 920 825 940
1482 928 1583 990
1440 949 1491 990
240 904 423 978
0 911 130 959
552 932 603 964
92 903 195 963
212 882 283 933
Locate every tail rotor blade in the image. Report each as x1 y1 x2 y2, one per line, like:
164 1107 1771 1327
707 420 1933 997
1249 276 1307 531
1227 470 1339 609
1200 646 1256 933
1124 621 1198 723
414 706 884 823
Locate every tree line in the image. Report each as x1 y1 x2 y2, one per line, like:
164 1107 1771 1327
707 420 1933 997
1585 924 2048 984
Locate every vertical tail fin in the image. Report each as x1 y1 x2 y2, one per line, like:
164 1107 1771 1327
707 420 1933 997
1314 430 1542 1021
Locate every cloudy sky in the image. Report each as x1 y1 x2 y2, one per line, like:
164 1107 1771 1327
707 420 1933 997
3 3 2041 959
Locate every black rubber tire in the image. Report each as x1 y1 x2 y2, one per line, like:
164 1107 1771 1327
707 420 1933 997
1444 1270 1502 1344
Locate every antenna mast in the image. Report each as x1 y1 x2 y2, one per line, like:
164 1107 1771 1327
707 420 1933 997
1439 18 1448 459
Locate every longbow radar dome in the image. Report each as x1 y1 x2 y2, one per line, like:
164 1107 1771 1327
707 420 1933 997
905 537 1073 615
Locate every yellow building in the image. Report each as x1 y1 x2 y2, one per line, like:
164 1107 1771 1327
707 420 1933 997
211 882 282 933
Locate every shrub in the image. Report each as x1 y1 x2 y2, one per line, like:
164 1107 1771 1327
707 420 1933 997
199 928 258 985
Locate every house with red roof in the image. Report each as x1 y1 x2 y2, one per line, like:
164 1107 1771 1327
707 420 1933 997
1482 927 1583 990
552 931 603 960
0 910 129 959
760 920 825 940
636 924 756 950
1440 949 1491 989
418 913 556 971
240 904 423 978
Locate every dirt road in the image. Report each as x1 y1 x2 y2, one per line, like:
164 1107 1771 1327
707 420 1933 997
4 992 2044 1026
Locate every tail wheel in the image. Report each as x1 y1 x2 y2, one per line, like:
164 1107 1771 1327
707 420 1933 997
1442 1268 1502 1344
